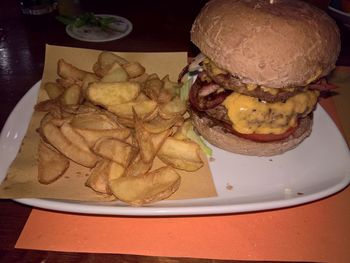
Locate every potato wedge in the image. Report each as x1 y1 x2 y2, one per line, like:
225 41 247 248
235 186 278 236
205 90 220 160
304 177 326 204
58 59 93 81
135 127 170 163
86 159 125 195
109 166 181 206
44 82 64 99
38 140 70 184
93 137 137 167
147 73 159 80
143 78 163 101
61 104 99 115
93 52 129 77
124 153 152 177
129 73 149 84
86 159 112 194
42 122 99 167
135 127 153 163
157 154 203 172
108 161 125 181
39 113 55 130
116 117 136 128
143 115 184 134
173 119 192 140
34 99 62 116
60 84 81 105
87 82 140 107
107 100 158 120
157 137 203 171
151 129 172 151
81 74 100 97
56 77 76 88
74 127 131 147
60 123 91 152
122 62 145 78
158 75 179 103
70 113 121 130
159 97 187 119
135 92 150 102
101 62 128 83
98 51 128 68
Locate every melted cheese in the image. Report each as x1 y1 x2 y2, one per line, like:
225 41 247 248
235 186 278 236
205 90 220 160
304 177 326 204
222 90 319 134
247 83 258 91
261 86 279 95
305 69 323 84
204 59 227 76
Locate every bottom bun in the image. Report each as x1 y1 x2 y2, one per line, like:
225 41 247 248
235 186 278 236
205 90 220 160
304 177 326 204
191 111 313 156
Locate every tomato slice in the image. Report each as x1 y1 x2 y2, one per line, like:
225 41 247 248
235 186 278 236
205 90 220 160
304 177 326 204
232 125 298 142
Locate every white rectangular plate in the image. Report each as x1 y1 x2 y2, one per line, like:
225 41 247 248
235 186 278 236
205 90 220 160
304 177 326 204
0 81 349 216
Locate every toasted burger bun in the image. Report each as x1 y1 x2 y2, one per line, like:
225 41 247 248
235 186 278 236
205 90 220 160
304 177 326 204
191 0 340 89
192 110 313 156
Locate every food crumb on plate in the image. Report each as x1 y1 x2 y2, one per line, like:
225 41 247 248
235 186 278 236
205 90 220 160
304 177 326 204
226 182 233 191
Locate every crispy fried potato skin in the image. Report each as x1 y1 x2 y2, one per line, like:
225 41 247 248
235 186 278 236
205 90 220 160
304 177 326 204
36 52 204 205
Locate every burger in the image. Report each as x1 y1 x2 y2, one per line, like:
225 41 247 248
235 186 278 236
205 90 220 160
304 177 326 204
186 0 341 156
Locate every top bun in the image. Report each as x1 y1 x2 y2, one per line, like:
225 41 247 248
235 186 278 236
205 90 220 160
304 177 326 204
191 0 340 89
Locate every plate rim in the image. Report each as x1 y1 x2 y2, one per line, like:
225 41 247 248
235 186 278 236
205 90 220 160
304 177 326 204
65 14 133 42
13 175 350 216
1 80 350 216
328 6 350 18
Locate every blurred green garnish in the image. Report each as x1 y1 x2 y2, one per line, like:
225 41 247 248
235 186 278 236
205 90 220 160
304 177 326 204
56 12 120 31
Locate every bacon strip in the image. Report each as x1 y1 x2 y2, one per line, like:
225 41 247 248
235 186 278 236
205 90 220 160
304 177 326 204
189 78 231 111
309 78 337 91
198 83 221 97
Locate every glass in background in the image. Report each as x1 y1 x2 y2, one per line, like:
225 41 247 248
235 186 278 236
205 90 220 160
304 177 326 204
19 0 58 15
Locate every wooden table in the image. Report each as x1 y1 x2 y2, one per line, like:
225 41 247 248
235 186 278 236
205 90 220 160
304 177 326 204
0 0 349 262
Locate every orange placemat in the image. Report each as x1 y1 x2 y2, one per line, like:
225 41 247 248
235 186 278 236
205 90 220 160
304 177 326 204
16 186 350 262
15 68 350 261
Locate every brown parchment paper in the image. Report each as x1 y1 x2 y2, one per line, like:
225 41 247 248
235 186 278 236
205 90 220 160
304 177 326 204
0 44 217 201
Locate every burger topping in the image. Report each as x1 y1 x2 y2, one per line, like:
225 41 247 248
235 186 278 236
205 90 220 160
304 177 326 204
222 90 319 135
202 57 336 102
202 60 307 103
309 78 337 92
189 76 232 111
231 125 298 142
198 83 221 97
203 57 228 76
191 107 303 143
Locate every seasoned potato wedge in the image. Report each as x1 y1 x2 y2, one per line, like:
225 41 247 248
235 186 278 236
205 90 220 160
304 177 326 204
109 166 181 206
87 82 140 107
124 153 152 177
60 84 81 105
86 159 112 194
74 128 130 148
159 97 187 119
36 51 209 206
122 62 145 78
42 122 99 168
58 59 94 81
70 113 121 130
44 82 64 99
101 62 128 83
38 140 70 184
93 137 137 167
107 100 158 120
157 137 203 171
143 115 184 134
